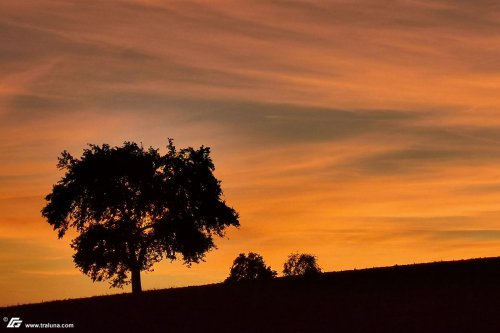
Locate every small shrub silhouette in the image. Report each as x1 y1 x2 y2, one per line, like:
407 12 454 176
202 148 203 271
283 253 322 277
225 252 277 282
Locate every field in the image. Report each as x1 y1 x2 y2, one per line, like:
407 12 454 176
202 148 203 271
2 257 500 332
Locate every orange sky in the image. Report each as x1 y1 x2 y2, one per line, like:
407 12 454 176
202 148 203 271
2 0 500 306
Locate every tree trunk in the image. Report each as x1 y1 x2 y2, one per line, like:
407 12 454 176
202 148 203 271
131 268 142 294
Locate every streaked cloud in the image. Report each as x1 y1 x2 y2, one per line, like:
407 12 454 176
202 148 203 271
1 0 500 305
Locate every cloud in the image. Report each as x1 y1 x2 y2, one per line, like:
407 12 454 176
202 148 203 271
345 146 493 175
175 100 423 144
431 229 500 241
2 0 500 304
2 0 500 115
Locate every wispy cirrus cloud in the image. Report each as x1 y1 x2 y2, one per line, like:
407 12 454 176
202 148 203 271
2 0 500 305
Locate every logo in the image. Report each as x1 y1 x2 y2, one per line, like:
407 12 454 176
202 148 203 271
6 317 23 328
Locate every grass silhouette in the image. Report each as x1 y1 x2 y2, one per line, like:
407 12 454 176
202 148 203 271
2 257 500 332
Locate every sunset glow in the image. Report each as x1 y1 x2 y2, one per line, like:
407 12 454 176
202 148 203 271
2 0 500 306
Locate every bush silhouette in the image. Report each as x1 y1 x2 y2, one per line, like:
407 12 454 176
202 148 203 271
283 253 322 277
41 140 239 294
225 252 277 282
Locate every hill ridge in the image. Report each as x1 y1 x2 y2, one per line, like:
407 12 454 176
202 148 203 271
2 256 500 332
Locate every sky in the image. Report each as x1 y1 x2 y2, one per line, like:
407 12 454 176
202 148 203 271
2 0 500 306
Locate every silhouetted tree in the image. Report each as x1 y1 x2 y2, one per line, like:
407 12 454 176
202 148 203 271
283 253 322 277
225 252 277 282
42 140 239 294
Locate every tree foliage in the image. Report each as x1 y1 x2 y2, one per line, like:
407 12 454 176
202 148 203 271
225 252 277 283
283 253 322 277
41 140 239 293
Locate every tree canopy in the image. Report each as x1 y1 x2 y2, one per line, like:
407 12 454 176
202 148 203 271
283 253 322 277
225 252 277 283
41 140 239 293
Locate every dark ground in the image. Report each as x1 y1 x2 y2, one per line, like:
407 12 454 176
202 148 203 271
2 257 500 332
